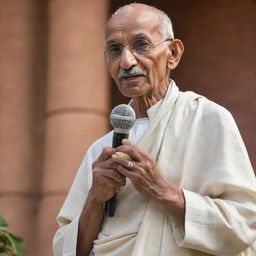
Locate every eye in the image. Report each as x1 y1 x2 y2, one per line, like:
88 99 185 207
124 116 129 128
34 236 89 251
133 40 150 51
107 44 123 55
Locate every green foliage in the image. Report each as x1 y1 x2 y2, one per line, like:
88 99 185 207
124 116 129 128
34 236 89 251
0 217 25 256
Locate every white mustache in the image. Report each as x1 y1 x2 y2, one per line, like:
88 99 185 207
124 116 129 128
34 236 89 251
118 67 147 79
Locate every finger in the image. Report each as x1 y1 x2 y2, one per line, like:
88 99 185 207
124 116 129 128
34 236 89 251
97 157 119 169
103 176 126 189
112 153 136 170
101 169 126 186
114 152 132 160
93 174 124 194
97 147 116 161
122 139 135 146
115 144 141 162
116 164 137 180
122 139 149 158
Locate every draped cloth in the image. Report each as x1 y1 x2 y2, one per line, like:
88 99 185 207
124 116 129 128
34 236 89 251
53 81 256 256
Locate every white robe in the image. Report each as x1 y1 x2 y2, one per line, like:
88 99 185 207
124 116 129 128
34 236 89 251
53 81 256 256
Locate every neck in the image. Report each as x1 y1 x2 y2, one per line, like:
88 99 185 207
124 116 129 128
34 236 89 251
132 80 170 118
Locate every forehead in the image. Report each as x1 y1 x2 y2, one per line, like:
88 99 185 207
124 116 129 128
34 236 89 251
105 8 163 42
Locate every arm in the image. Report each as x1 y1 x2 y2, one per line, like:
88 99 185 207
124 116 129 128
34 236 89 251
112 137 256 255
53 144 125 256
112 139 185 226
76 147 126 256
76 191 103 256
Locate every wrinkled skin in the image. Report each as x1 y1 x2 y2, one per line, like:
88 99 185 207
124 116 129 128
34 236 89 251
113 140 171 200
91 147 126 203
77 4 185 256
94 6 173 201
92 4 185 208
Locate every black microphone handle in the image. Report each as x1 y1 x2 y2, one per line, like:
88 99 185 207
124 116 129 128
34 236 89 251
104 132 129 217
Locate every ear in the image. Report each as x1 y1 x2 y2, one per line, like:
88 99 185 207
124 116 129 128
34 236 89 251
167 39 184 70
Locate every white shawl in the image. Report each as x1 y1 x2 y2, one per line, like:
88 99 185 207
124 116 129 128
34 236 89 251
53 81 256 256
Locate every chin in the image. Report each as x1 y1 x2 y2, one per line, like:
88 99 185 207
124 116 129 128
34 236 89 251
118 87 152 98
117 80 152 98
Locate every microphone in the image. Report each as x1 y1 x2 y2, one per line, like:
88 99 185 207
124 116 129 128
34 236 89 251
104 104 136 217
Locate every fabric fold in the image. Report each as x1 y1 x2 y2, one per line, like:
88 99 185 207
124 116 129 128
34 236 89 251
53 80 256 256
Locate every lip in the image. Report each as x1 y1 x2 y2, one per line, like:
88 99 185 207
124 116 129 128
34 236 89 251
120 75 145 81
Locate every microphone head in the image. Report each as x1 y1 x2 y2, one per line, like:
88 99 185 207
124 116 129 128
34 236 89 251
110 104 136 132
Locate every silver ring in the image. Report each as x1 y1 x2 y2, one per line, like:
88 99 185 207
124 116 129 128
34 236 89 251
127 161 133 169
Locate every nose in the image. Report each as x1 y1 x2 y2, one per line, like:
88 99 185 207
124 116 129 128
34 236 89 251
120 48 137 70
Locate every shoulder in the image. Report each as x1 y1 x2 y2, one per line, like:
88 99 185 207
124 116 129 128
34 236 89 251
178 90 235 124
198 96 236 129
172 90 239 138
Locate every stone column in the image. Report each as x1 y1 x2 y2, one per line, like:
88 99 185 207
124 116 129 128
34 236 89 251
37 0 109 255
0 0 46 255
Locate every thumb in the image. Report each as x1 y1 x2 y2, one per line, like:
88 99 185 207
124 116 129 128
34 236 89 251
122 139 134 145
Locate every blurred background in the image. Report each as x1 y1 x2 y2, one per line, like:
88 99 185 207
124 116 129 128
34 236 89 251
0 0 255 255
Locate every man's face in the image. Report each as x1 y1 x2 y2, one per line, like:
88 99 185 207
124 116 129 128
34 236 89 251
105 8 172 98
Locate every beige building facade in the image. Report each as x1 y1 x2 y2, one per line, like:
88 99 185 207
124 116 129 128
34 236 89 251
0 1 255 255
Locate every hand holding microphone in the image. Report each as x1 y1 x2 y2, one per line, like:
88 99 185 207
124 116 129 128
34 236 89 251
104 104 136 217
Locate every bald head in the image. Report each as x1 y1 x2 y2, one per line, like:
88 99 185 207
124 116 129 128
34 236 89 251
107 3 174 40
104 3 184 100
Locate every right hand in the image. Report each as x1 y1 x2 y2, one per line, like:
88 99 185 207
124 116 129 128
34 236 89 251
90 146 126 203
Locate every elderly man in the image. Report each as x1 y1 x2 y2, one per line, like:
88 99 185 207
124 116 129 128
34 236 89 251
53 3 256 256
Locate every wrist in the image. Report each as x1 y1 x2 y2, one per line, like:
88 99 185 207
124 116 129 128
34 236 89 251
87 189 105 208
80 190 104 219
157 182 184 210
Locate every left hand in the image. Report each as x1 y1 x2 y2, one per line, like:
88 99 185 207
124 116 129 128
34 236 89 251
112 139 172 201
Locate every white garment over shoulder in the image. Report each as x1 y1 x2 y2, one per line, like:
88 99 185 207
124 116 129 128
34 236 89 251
53 117 152 256
53 81 256 256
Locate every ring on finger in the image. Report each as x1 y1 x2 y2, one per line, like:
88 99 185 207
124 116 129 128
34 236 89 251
127 160 134 169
